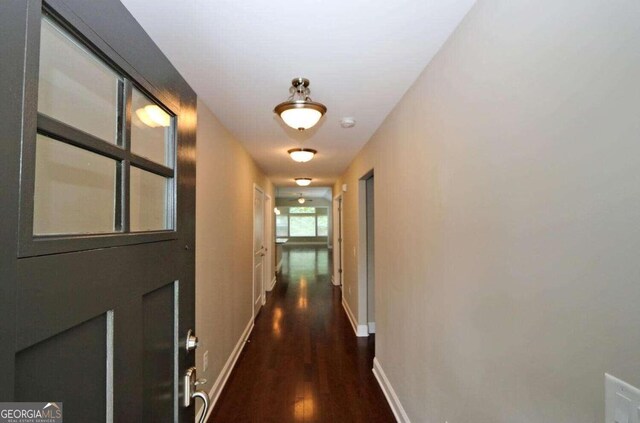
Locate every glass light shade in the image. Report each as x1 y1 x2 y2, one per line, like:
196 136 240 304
274 99 326 131
274 207 281 215
288 148 317 163
295 178 312 187
280 107 322 130
298 198 306 204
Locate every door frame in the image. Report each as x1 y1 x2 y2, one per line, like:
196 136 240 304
357 170 374 335
364 174 375 334
264 193 274 294
252 183 266 319
333 193 344 287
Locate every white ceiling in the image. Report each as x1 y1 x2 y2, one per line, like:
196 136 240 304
121 0 475 186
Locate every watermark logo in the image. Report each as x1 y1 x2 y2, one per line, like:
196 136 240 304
0 402 63 422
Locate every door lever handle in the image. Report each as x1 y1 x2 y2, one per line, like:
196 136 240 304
192 390 209 423
184 367 209 423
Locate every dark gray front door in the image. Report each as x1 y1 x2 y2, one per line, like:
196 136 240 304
0 1 198 422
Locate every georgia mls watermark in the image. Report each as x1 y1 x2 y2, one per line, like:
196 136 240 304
0 403 62 423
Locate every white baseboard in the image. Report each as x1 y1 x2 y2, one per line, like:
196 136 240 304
368 322 376 333
372 357 410 423
267 276 277 291
197 319 254 422
342 297 368 337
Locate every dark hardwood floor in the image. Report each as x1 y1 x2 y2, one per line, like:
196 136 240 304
208 245 395 422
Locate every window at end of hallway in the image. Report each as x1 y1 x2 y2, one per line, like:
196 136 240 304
317 215 328 236
276 215 289 237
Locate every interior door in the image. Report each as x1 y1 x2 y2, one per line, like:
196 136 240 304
253 185 265 318
0 1 200 422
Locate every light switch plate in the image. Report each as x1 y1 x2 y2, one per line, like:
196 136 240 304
606 374 640 423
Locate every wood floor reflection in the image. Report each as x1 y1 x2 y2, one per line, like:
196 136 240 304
208 246 395 423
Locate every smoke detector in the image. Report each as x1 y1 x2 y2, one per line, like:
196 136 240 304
340 117 356 128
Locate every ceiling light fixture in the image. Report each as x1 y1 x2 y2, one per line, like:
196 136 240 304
274 78 327 131
288 148 317 163
298 197 306 204
295 178 312 187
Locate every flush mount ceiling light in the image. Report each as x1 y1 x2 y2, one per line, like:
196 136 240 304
288 148 317 163
274 78 327 131
295 178 312 187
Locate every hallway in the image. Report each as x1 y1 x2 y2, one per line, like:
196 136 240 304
209 246 395 422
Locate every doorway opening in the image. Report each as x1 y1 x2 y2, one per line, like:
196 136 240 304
365 174 375 334
358 170 375 336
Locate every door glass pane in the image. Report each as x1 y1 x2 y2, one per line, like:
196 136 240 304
34 134 116 235
130 167 170 231
38 17 119 144
131 88 172 166
289 216 316 237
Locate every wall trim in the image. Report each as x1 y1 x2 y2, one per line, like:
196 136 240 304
372 357 411 423
342 297 368 337
368 322 376 333
267 276 277 291
197 318 254 423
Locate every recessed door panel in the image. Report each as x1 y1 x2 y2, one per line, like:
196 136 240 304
16 313 111 422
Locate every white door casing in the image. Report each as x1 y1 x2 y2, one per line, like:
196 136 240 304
253 184 265 319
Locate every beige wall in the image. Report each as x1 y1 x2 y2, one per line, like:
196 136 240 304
335 0 640 421
195 98 273 409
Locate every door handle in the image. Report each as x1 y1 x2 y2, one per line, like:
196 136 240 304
184 366 209 423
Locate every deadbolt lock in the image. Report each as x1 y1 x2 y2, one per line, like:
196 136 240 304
186 329 199 352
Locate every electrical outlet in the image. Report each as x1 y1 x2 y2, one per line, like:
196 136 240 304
203 350 209 372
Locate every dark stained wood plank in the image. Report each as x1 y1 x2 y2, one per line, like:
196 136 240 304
209 246 395 423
